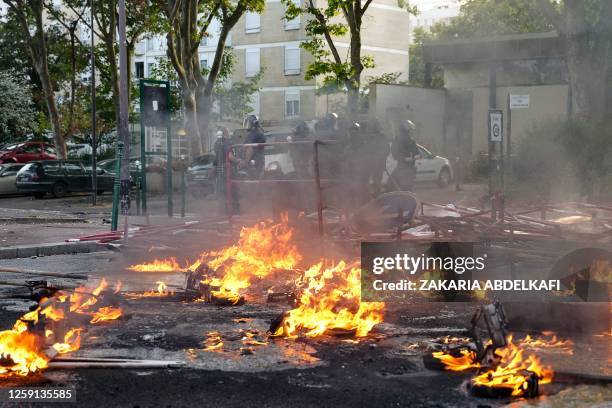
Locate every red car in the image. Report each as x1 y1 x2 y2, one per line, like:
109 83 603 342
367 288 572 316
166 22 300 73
0 141 57 164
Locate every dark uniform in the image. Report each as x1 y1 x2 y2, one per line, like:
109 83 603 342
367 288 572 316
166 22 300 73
245 126 266 176
365 122 391 196
390 127 420 191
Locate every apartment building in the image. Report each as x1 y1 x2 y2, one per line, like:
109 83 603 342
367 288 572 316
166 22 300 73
133 0 411 126
408 0 460 41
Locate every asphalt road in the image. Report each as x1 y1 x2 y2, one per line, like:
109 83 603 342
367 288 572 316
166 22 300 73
0 253 609 408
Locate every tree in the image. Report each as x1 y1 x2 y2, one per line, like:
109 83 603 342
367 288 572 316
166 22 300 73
3 0 68 158
153 0 265 157
408 27 444 88
0 71 37 143
62 0 156 133
536 0 611 122
283 0 416 116
428 0 611 122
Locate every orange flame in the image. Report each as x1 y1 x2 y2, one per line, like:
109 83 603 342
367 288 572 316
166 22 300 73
472 336 553 396
432 335 554 397
51 328 83 354
128 257 183 272
272 261 385 338
431 349 480 371
517 332 574 354
0 279 124 377
90 307 123 324
201 214 302 302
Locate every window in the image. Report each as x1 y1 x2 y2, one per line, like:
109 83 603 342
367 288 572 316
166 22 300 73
200 59 208 70
285 90 300 118
135 62 144 79
43 162 61 174
284 45 300 75
245 12 260 34
43 145 56 155
245 48 260 77
64 162 84 175
22 144 41 153
284 0 301 30
147 63 155 77
248 92 260 115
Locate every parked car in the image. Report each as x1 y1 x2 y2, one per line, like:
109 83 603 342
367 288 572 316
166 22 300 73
263 132 295 176
16 160 114 198
186 154 215 197
0 163 25 195
414 145 453 186
384 144 453 188
0 141 57 163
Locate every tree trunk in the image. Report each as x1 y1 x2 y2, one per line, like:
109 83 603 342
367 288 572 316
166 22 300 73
30 2 66 158
183 89 201 155
39 62 66 158
565 34 610 122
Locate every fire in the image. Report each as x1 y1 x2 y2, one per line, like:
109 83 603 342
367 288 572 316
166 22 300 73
0 329 48 376
51 328 82 354
203 331 224 351
517 332 574 354
431 349 480 371
200 214 302 302
90 307 123 324
128 257 183 272
272 261 385 338
141 281 172 297
432 335 553 397
472 336 553 396
0 280 124 377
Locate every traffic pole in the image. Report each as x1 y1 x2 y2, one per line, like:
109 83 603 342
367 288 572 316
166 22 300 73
111 141 123 231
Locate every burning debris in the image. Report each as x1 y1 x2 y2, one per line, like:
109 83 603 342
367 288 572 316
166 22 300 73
128 215 302 305
270 261 385 338
426 302 561 398
0 279 124 377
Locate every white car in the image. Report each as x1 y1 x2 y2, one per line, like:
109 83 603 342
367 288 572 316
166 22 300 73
384 144 453 187
0 163 25 195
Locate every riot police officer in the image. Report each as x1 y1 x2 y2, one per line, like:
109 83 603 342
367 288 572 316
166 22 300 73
390 120 420 191
241 114 266 177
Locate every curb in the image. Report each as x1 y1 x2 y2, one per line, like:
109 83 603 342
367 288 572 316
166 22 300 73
0 217 87 224
0 241 109 260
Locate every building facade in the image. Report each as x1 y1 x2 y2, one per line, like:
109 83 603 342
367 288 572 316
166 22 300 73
133 0 411 127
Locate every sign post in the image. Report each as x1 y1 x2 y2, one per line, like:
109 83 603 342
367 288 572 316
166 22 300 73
139 79 172 218
488 109 504 219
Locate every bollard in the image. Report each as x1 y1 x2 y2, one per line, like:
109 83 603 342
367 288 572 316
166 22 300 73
110 141 124 231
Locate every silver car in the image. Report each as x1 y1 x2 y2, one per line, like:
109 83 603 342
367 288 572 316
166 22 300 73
0 163 25 195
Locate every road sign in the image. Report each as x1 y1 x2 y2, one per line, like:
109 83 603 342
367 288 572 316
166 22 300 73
142 84 169 127
509 94 530 109
489 110 503 142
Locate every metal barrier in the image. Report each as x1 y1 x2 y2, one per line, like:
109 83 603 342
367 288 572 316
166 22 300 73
224 140 340 236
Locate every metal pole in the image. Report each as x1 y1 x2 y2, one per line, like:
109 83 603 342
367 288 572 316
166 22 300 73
225 148 232 216
313 141 324 237
118 0 130 215
165 82 173 218
139 80 147 215
181 165 186 218
507 92 512 175
111 141 124 231
90 0 97 206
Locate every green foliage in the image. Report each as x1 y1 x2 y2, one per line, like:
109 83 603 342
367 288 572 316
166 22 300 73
0 70 37 143
216 69 264 121
284 0 413 97
408 27 444 88
431 0 553 40
513 120 612 200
